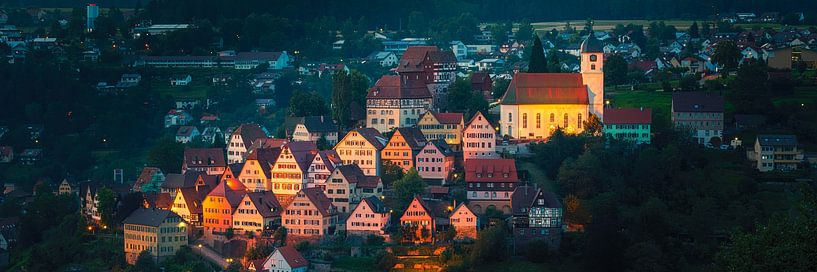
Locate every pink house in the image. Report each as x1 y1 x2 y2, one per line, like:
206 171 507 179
449 203 479 240
346 196 391 236
415 139 455 183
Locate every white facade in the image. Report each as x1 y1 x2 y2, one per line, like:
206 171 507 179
346 199 390 236
462 112 498 161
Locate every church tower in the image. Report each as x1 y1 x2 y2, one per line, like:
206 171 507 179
580 33 605 120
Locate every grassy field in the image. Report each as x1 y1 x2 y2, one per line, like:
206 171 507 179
772 86 817 106
533 20 697 32
147 68 246 99
518 161 556 192
332 257 380 272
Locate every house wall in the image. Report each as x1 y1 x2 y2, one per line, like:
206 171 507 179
232 197 271 233
500 104 588 139
334 132 381 176
228 135 248 164
366 98 432 132
416 144 454 180
323 174 354 214
417 116 463 151
282 194 335 236
450 206 478 240
346 201 390 236
382 131 417 172
270 152 307 202
202 195 233 238
263 250 307 272
239 160 269 192
463 114 497 161
400 199 435 243
171 193 196 224
603 123 651 144
671 111 724 144
124 217 187 265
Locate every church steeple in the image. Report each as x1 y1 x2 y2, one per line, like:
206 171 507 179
580 32 605 120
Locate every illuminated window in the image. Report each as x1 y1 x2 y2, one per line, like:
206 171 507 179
563 113 569 128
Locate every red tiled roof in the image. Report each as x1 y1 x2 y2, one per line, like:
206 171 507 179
629 60 657 72
233 124 267 148
366 75 432 99
500 73 589 105
184 148 226 168
275 245 309 268
429 111 464 125
465 159 518 183
604 108 652 124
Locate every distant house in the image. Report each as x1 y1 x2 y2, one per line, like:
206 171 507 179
603 108 652 145
182 148 227 175
765 47 817 70
382 127 427 172
511 186 563 252
282 188 338 237
18 149 42 165
123 209 187 264
462 112 498 162
332 40 344 50
164 109 193 128
318 164 383 214
317 63 349 78
170 186 210 226
671 92 724 145
120 73 142 84
227 123 268 164
465 158 518 214
200 126 223 144
680 56 706 74
261 245 309 272
133 167 165 193
175 99 201 109
450 203 479 240
290 116 339 145
175 126 200 143
399 196 450 243
450 41 467 59
752 135 804 172
733 114 767 131
170 74 192 86
255 99 275 113
471 72 493 102
476 58 505 72
614 43 642 58
161 171 219 197
211 74 232 86
333 128 387 176
367 51 399 67
416 140 455 183
234 51 291 70
232 191 281 234
346 196 390 236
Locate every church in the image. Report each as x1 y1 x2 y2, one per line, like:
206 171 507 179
499 35 605 139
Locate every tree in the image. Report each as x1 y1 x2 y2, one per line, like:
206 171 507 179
96 187 117 227
331 70 369 128
701 22 712 38
525 240 551 263
289 91 329 116
688 21 700 38
392 168 426 207
381 161 404 187
712 40 741 71
604 54 629 85
272 226 288 246
564 194 591 226
133 250 160 272
274 70 298 106
583 113 603 137
679 74 700 91
492 77 510 99
147 137 185 173
470 224 508 264
558 151 602 198
515 19 534 42
582 18 594 35
527 36 548 73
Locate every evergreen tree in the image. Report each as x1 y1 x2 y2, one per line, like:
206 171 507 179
688 21 700 38
527 36 548 73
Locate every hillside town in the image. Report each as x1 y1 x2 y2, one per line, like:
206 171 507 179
1 1 817 271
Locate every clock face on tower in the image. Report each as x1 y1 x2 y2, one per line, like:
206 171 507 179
590 55 597 61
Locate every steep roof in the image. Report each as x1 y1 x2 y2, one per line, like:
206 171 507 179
604 108 652 124
184 148 226 168
410 196 450 219
246 191 281 218
355 128 387 150
366 75 432 100
511 185 539 215
232 123 267 148
207 178 247 209
392 127 427 150
396 46 455 73
500 73 589 105
134 167 162 191
317 150 341 172
275 246 308 268
671 91 724 113
299 188 334 217
282 141 319 172
361 196 389 213
426 140 454 157
163 171 218 190
301 116 337 133
122 208 181 227
177 187 208 214
428 111 464 125
144 192 174 209
246 147 282 178
176 126 198 137
464 159 518 183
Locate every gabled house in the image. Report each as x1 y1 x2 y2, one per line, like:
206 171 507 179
603 108 652 145
399 196 450 243
318 164 383 213
381 127 427 172
416 111 464 151
465 159 518 214
449 203 479 240
471 72 493 102
270 142 319 203
752 135 803 172
333 128 387 176
202 179 247 240
393 46 457 111
261 245 308 272
238 147 281 192
366 51 399 67
171 186 210 226
161 171 219 197
306 150 341 185
282 188 337 237
133 167 165 193
232 191 281 234
164 109 193 128
18 149 42 165
416 140 455 183
511 186 563 252
346 196 390 236
182 148 227 175
671 92 724 145
228 123 268 164
170 74 192 86
462 111 498 162
58 178 77 196
290 116 338 145
175 126 200 143
366 75 433 132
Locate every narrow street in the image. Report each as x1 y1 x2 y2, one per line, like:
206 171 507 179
189 240 230 269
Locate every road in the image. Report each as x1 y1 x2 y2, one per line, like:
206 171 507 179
190 240 230 269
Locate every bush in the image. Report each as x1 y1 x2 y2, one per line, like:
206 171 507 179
524 240 551 263
375 251 397 270
295 240 311 251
